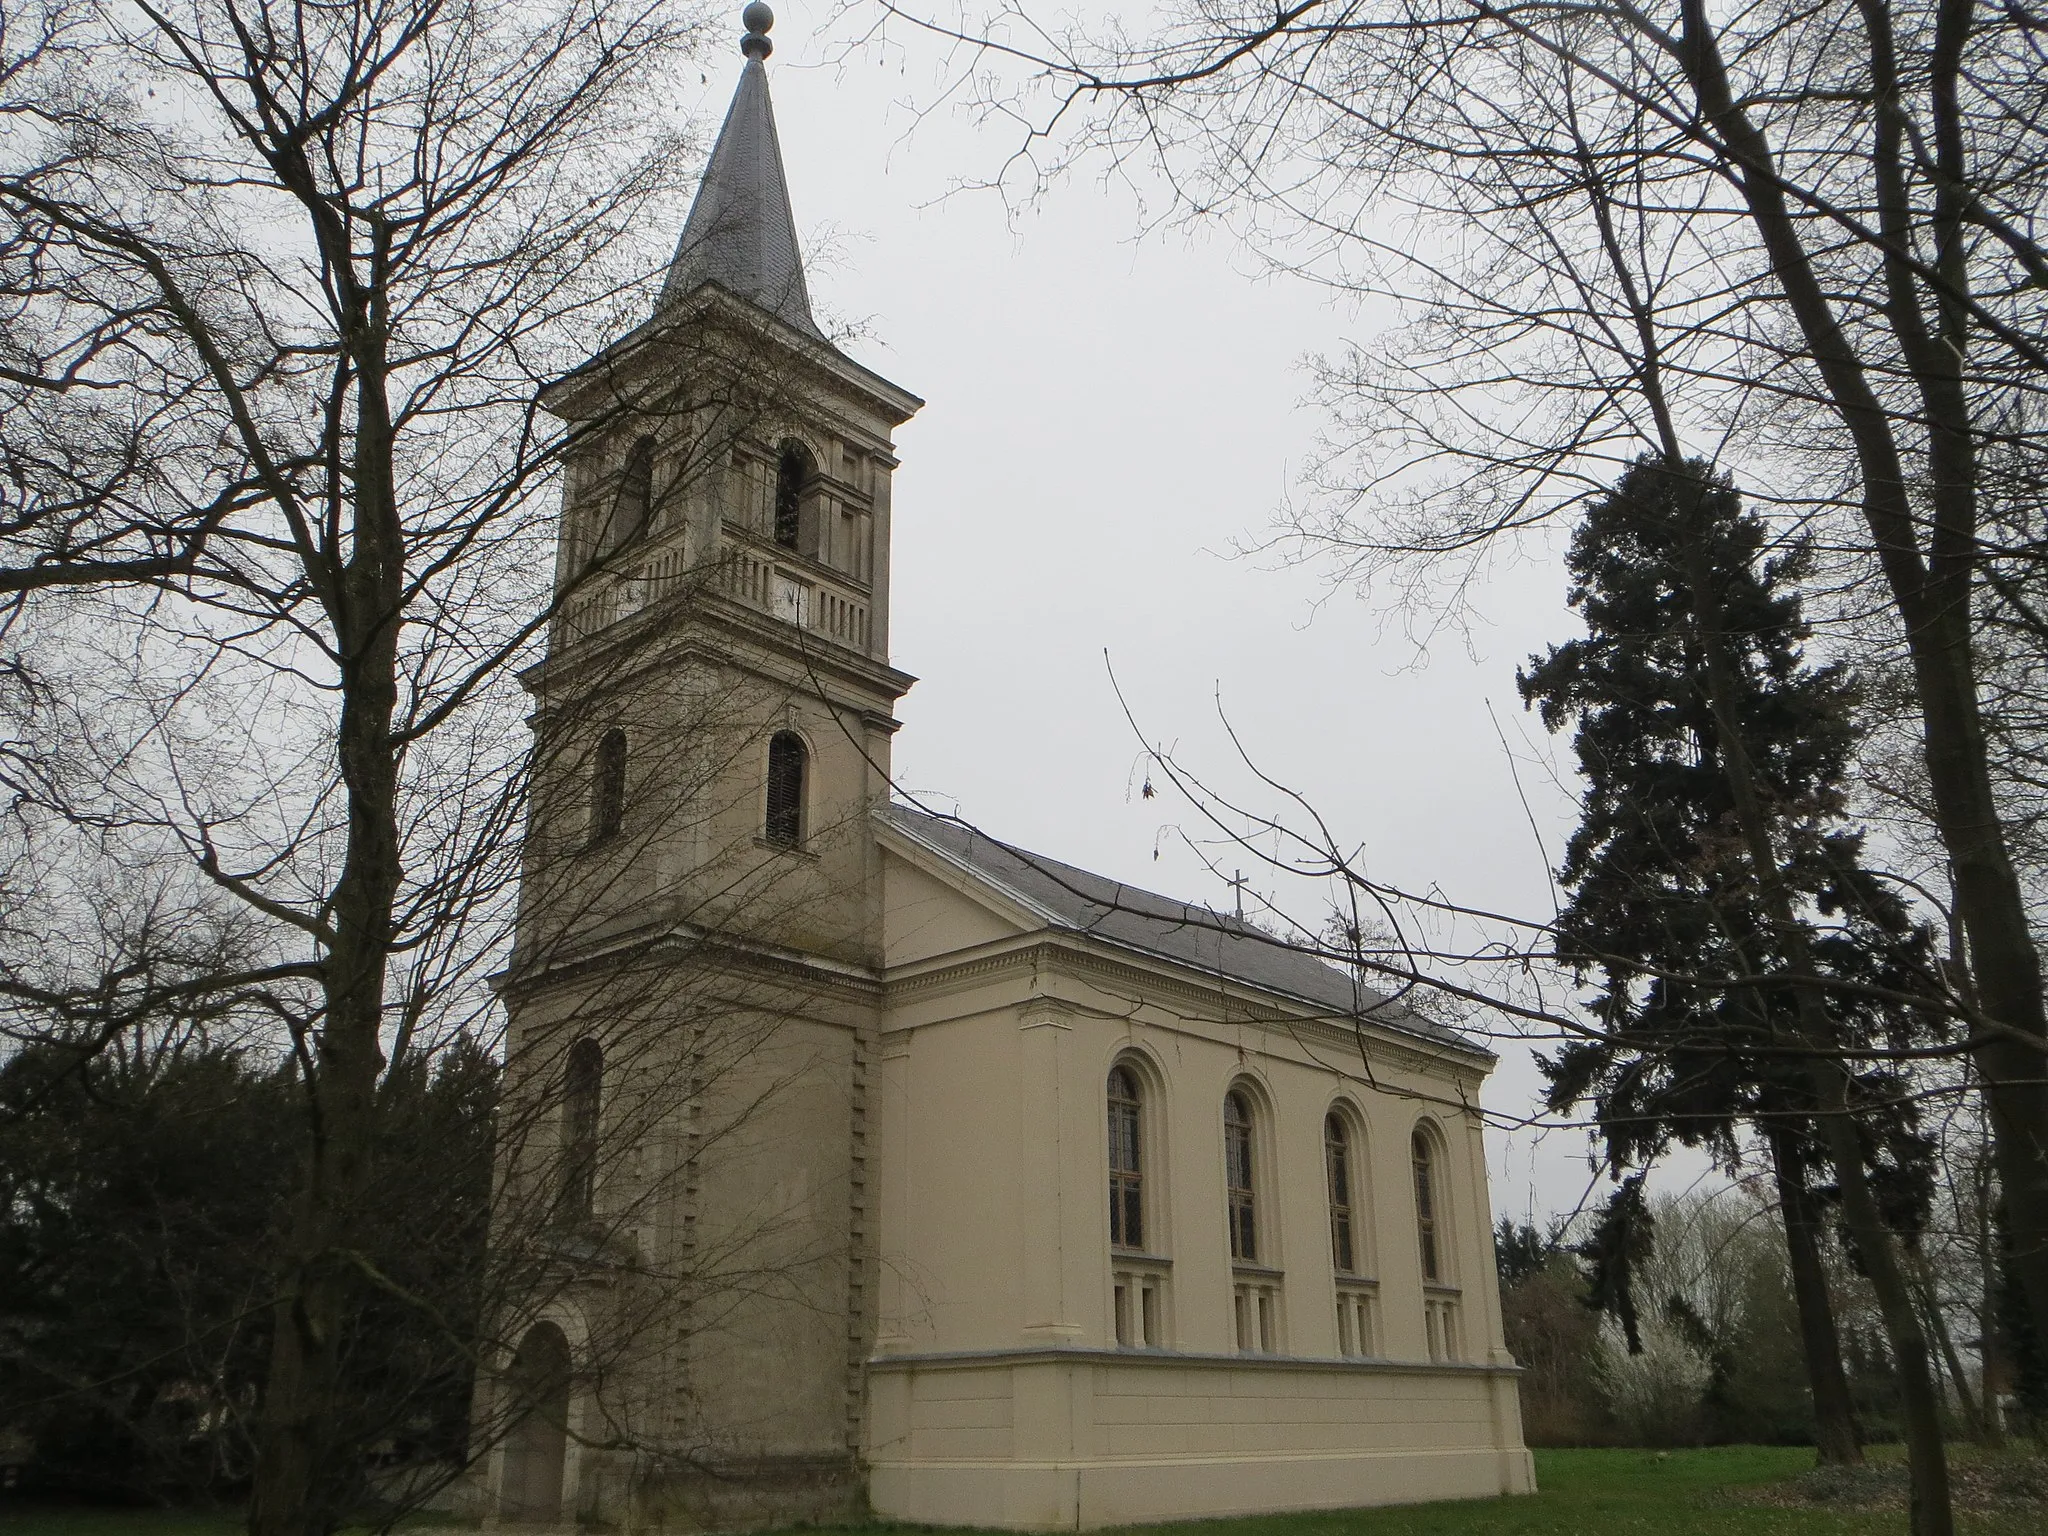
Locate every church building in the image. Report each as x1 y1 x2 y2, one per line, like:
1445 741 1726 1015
479 7 1533 1529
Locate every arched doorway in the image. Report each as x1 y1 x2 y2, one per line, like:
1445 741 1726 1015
500 1321 571 1520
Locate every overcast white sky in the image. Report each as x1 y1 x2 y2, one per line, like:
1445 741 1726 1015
690 2 1645 1222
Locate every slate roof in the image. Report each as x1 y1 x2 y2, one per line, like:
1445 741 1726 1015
660 51 824 341
879 803 1487 1059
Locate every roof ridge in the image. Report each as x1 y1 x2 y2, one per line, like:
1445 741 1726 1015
882 802 1249 931
874 805 1067 929
876 801 1489 1059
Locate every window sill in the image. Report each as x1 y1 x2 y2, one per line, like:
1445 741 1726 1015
1335 1274 1380 1289
1424 1281 1463 1296
1232 1262 1285 1282
752 836 819 861
1111 1250 1173 1272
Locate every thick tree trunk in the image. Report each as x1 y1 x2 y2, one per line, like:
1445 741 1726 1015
248 300 405 1536
1673 0 2048 1366
1910 1246 1986 1440
1766 1125 1863 1465
1802 1056 1954 1536
1677 489 1953 1536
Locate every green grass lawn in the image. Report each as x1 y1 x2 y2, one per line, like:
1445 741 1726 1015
0 1447 2040 1536
832 1447 2033 1536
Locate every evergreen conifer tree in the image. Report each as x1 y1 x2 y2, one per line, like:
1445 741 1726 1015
1521 456 1945 1464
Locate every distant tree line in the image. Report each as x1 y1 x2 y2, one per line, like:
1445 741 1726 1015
1498 1186 2048 1450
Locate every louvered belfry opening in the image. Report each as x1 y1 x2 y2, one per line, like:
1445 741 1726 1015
764 730 806 847
559 1038 603 1224
774 440 810 549
589 729 626 847
590 728 627 846
617 435 655 543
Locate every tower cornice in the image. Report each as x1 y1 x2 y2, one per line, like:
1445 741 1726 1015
541 286 922 427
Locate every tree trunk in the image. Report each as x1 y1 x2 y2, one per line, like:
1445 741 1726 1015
1676 482 1953 1536
1910 1246 1986 1440
1975 1145 2008 1443
1802 1057 1954 1536
1671 0 2048 1359
248 280 405 1536
1766 1124 1863 1465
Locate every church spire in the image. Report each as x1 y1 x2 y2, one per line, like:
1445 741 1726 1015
660 4 824 341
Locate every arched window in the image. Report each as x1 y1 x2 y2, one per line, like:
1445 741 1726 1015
1413 1128 1442 1282
1326 1113 1357 1274
559 1039 602 1223
590 435 655 563
616 434 655 545
501 1320 571 1520
773 440 812 549
589 728 626 846
1224 1090 1258 1263
1108 1066 1144 1251
764 731 807 848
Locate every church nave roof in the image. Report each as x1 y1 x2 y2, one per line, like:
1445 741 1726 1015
879 801 1487 1058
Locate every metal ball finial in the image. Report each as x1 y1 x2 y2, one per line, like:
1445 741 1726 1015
740 2 773 58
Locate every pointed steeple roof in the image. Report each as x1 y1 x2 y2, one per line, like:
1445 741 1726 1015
660 5 824 341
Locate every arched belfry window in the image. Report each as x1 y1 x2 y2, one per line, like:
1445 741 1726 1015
559 1039 603 1224
590 435 655 563
773 440 812 550
1413 1128 1442 1282
1326 1113 1357 1274
617 434 655 544
1224 1089 1258 1263
589 728 626 847
764 731 807 849
1108 1066 1144 1251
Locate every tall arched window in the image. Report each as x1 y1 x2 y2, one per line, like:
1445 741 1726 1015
773 441 812 549
764 731 807 848
589 728 626 846
616 434 655 546
1224 1090 1258 1263
1108 1066 1144 1251
1413 1128 1442 1282
1326 1113 1357 1274
559 1039 602 1224
590 434 655 564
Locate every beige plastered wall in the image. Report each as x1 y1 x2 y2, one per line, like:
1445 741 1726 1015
867 844 1533 1526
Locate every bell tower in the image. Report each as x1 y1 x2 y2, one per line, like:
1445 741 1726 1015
519 0 921 954
492 6 919 1523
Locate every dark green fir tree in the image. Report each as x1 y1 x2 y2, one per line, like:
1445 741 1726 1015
1520 455 1945 1462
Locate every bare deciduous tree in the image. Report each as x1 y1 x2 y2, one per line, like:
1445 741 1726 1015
0 1 873 1528
856 0 2048 1423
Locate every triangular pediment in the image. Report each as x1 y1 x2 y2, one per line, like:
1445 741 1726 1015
877 820 1048 970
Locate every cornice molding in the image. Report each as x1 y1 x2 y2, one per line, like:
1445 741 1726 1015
544 286 922 427
498 917 883 1005
865 1344 1520 1378
883 936 1484 1084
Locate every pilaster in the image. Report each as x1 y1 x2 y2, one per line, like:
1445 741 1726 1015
1018 1006 1081 1341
